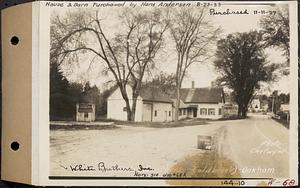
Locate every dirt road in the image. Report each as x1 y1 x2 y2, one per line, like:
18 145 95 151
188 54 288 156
50 114 289 178
219 114 289 178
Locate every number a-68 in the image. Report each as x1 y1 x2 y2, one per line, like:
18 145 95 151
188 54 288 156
283 179 295 186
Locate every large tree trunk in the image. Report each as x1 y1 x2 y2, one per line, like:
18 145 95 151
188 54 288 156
237 103 247 119
119 86 133 121
174 86 180 122
125 99 132 121
237 103 242 118
131 95 138 122
241 108 247 118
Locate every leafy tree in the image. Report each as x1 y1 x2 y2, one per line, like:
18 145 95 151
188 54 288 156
169 7 220 121
214 31 278 118
50 64 74 120
279 93 290 104
50 63 86 120
259 5 289 74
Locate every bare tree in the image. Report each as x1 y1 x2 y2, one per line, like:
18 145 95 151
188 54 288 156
169 7 220 121
50 9 169 121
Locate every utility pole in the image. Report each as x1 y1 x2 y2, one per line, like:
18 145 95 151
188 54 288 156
271 90 279 117
271 94 275 115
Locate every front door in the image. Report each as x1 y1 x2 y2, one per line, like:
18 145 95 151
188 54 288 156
142 103 152 122
193 108 197 118
165 111 168 122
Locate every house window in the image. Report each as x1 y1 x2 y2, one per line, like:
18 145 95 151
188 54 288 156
200 108 207 115
183 109 186 115
179 109 182 116
169 111 171 116
219 108 222 115
208 108 215 115
154 110 157 117
123 107 127 112
84 113 89 118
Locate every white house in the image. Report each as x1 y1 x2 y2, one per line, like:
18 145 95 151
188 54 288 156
177 87 225 120
249 96 269 112
107 85 225 122
250 98 261 112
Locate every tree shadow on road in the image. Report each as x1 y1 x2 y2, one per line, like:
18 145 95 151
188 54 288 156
166 151 241 186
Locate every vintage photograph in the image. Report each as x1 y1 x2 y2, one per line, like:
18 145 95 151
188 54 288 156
49 1 292 184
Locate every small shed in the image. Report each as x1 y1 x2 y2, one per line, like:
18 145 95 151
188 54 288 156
76 103 95 122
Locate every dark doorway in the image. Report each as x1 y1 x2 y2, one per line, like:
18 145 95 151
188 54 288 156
193 108 197 117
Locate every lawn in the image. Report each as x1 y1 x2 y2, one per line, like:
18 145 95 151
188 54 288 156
50 123 118 130
272 117 289 129
114 118 207 128
49 118 207 130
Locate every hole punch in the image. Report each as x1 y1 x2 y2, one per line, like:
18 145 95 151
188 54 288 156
10 36 19 45
11 141 20 151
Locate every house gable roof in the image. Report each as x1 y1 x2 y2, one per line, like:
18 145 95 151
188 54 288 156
140 87 224 104
180 87 224 103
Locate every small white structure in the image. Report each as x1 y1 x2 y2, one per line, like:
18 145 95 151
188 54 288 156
76 103 96 122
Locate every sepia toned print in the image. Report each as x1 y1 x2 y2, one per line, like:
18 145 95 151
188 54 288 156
48 1 297 186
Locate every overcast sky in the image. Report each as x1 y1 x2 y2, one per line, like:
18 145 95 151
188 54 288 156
54 2 290 94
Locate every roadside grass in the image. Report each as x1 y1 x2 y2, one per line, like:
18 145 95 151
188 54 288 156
50 124 118 131
271 117 289 129
50 114 247 130
113 118 207 128
166 151 241 186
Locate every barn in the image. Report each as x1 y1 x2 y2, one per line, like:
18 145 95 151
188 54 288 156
107 87 173 122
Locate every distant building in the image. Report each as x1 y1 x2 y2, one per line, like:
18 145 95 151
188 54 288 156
249 96 269 112
107 83 225 122
250 98 261 112
280 103 289 112
260 100 269 112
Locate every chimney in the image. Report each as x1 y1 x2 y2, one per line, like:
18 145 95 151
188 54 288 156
192 81 195 89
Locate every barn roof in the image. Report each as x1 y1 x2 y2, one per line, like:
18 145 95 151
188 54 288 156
179 87 224 103
139 87 173 103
